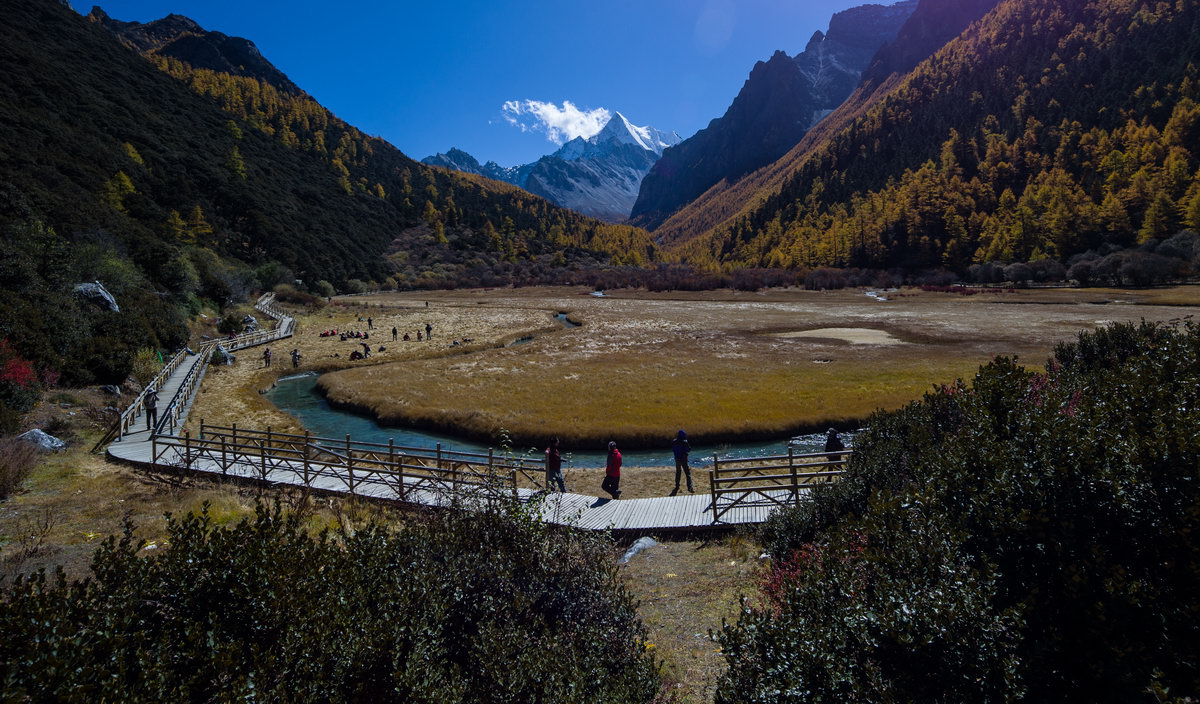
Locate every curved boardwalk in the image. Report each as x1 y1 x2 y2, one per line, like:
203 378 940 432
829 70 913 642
107 296 843 533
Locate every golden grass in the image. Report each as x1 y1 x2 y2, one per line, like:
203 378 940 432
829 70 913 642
620 536 761 703
316 286 1200 451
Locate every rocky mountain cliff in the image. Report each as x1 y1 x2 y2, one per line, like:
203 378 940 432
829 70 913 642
423 112 681 222
88 6 303 95
628 0 917 230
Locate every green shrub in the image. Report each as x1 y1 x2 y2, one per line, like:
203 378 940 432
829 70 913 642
216 312 244 335
0 501 661 702
314 279 336 298
722 322 1200 702
128 347 161 387
273 283 320 307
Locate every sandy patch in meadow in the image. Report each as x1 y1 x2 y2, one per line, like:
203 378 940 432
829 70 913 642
768 327 905 345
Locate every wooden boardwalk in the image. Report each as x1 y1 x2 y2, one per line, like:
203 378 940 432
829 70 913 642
106 296 844 533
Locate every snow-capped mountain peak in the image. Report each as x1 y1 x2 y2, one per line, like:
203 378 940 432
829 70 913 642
591 112 681 155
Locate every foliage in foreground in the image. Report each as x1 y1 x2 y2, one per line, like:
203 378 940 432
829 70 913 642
722 321 1200 702
0 502 660 703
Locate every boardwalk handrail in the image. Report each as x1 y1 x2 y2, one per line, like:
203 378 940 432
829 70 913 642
708 448 853 523
150 428 523 501
95 293 295 451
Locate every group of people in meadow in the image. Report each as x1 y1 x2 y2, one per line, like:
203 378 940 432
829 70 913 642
544 428 846 499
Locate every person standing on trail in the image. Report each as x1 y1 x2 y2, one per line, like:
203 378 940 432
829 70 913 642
263 348 272 368
672 430 695 493
291 348 302 368
824 428 846 462
425 322 432 340
545 437 566 493
602 441 622 499
144 386 159 432
391 326 398 342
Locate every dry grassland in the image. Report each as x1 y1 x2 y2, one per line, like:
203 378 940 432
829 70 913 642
317 286 1200 450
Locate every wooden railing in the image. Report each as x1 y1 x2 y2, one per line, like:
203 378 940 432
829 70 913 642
96 293 296 450
708 449 852 523
149 423 546 501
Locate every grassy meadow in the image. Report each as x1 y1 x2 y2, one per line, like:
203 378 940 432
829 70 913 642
316 285 1200 451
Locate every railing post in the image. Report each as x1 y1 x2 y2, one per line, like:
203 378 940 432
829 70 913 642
346 434 355 495
711 454 720 523
303 431 312 487
389 438 402 500
221 433 228 477
184 430 191 470
151 433 158 470
200 418 205 441
789 446 798 505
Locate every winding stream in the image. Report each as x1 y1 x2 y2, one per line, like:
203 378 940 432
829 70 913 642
265 309 844 469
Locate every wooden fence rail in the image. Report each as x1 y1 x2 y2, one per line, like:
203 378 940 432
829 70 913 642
709 448 852 523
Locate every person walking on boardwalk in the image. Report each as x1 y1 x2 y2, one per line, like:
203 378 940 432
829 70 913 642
824 428 845 462
602 441 622 499
545 437 566 493
672 429 695 493
391 326 398 342
262 347 272 368
425 322 433 340
144 386 159 432
290 348 302 368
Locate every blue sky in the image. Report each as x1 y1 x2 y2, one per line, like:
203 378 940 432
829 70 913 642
87 0 867 166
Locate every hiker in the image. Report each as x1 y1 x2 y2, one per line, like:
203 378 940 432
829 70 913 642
392 326 398 341
824 428 846 462
290 348 301 368
360 342 372 357
417 331 422 342
263 348 272 368
144 386 159 432
545 437 566 493
403 332 410 341
672 430 695 493
425 322 432 339
349 350 363 361
602 441 622 499
367 317 373 330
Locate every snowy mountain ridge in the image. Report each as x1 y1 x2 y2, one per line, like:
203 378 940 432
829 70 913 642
423 111 680 222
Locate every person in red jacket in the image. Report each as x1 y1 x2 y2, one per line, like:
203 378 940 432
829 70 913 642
602 441 622 499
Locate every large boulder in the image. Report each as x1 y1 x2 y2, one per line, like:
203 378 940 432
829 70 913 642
18 428 67 451
242 314 259 332
73 280 119 312
211 345 235 365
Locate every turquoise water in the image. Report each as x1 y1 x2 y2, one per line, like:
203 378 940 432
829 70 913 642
265 374 843 469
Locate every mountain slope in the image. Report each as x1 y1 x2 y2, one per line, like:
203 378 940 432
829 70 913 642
423 112 680 222
629 1 917 231
652 0 1001 249
0 0 653 386
88 7 303 95
670 0 1200 272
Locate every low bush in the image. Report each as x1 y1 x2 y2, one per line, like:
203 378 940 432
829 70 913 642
0 436 40 500
0 501 661 702
722 321 1200 702
273 283 322 307
216 312 244 335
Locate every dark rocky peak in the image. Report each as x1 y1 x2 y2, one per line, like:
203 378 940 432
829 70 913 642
861 0 1002 84
88 6 303 95
825 0 919 52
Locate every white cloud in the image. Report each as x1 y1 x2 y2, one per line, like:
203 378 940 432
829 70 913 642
501 100 611 144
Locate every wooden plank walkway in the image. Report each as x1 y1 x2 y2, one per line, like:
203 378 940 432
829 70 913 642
105 295 826 533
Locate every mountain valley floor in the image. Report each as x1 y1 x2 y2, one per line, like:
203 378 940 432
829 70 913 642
295 285 1200 458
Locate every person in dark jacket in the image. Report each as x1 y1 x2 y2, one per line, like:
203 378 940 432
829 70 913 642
144 386 159 432
545 437 566 493
602 441 622 499
824 428 846 462
425 322 433 340
672 429 694 493
392 326 398 342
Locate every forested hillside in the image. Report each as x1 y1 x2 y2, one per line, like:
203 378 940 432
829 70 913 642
669 0 1200 273
0 0 652 404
